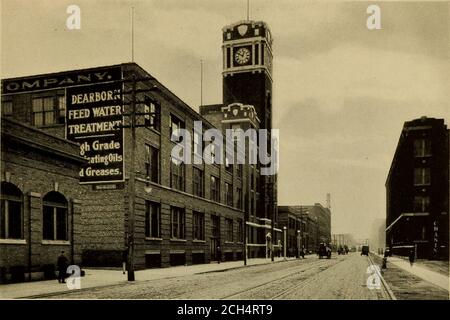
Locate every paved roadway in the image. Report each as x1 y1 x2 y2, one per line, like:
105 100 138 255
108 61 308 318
43 252 390 299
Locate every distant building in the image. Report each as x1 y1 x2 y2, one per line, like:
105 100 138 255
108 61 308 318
331 233 357 250
278 203 331 254
386 117 449 260
369 218 386 252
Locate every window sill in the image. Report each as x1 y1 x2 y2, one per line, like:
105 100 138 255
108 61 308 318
0 239 26 245
145 237 163 241
170 238 187 242
41 240 70 245
225 241 235 244
192 239 206 243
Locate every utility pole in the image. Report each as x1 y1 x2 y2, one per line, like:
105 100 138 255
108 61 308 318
244 211 248 266
200 60 203 107
270 176 275 262
127 75 137 281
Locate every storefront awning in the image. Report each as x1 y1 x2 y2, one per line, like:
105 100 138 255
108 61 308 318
385 212 429 232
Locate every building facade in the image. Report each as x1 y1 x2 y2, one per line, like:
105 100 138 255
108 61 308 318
278 203 331 255
0 117 86 282
386 117 449 260
1 18 279 277
200 20 279 258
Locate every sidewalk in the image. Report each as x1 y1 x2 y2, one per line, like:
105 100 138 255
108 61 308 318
0 257 297 299
376 254 449 292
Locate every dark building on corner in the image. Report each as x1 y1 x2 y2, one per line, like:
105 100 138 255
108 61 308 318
386 117 449 260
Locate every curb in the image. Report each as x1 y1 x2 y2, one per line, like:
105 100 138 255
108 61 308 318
368 253 397 300
15 258 300 299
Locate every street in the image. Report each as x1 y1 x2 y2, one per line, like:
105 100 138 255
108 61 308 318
43 253 390 300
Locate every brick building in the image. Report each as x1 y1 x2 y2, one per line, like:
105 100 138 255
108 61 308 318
278 204 331 255
1 19 279 272
200 20 279 258
0 117 86 282
386 117 449 260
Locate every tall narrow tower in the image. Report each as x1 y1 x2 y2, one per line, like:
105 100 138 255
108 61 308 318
222 21 273 132
222 20 275 222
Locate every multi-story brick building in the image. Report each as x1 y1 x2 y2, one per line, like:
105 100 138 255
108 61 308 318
386 117 449 260
1 18 279 273
278 204 331 255
200 20 279 258
0 117 86 282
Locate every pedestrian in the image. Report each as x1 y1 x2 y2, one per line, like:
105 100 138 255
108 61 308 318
122 249 128 275
216 245 221 264
408 249 415 267
57 251 68 283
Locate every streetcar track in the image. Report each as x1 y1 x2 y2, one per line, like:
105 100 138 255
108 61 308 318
367 254 397 300
220 258 341 300
270 257 346 299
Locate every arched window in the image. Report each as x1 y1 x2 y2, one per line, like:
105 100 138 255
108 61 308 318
0 182 23 239
43 191 68 241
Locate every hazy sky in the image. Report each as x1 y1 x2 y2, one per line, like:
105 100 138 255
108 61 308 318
1 0 449 239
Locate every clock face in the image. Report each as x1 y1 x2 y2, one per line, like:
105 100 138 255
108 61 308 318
234 47 251 65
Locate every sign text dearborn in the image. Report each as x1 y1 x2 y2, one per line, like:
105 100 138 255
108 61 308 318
61 67 124 184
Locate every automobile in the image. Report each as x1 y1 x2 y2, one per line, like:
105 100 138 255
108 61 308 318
361 245 369 256
318 243 332 259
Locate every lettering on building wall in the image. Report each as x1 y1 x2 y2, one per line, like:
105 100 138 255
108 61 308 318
66 81 124 183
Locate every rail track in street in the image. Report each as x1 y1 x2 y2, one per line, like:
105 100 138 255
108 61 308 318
220 257 339 300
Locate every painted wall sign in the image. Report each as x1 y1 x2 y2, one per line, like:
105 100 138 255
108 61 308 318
2 66 122 94
66 81 124 184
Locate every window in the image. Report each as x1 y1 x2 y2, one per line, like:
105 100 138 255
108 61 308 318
210 176 220 202
226 218 233 242
32 96 65 126
225 182 233 207
211 215 220 238
211 144 217 164
414 139 431 157
193 167 204 197
43 191 68 241
414 168 431 186
193 211 205 240
170 158 185 191
144 97 160 131
145 201 160 238
170 114 184 141
193 129 202 158
145 145 159 183
236 164 242 179
237 219 243 243
414 196 430 213
1 101 13 116
225 153 233 173
0 182 23 239
171 207 185 239
236 187 242 210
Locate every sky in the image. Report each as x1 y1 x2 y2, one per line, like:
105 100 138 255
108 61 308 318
1 0 449 239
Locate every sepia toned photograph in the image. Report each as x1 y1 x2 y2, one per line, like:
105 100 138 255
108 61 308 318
0 0 449 305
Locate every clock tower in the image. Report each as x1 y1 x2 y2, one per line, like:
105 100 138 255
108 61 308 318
222 20 276 226
222 20 273 132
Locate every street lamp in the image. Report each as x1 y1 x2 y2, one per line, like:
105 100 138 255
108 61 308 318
283 226 287 260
